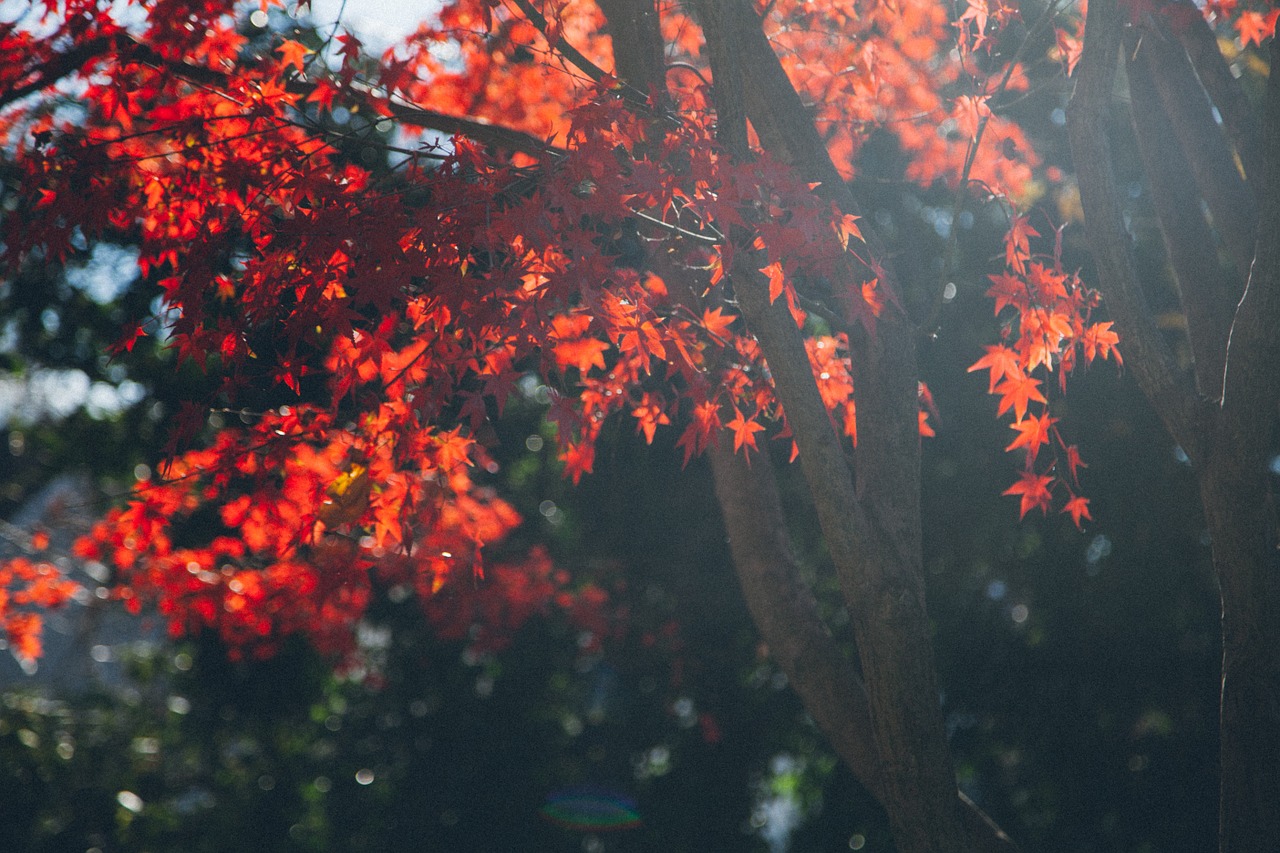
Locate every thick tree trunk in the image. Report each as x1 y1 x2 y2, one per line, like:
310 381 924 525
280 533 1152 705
1206 31 1280 845
1071 7 1280 850
1199 457 1280 852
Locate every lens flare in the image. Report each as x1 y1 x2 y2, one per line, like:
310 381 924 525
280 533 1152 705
540 787 641 831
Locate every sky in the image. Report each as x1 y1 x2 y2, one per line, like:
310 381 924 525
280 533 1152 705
306 0 435 47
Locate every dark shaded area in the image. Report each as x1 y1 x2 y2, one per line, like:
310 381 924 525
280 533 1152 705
0 360 1221 851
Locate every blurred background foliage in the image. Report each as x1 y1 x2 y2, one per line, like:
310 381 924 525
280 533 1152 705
0 7 1225 852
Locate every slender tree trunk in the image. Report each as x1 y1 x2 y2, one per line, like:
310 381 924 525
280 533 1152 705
692 3 968 848
707 443 1018 851
592 2 1007 848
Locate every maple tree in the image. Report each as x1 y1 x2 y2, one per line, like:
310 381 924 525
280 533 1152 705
0 0 1277 849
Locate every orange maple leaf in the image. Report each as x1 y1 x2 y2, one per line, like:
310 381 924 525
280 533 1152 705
986 272 1029 315
1237 9 1280 47
993 373 1047 422
1005 411 1056 461
631 393 671 444
726 407 766 454
1004 216 1039 274
968 344 1021 393
276 39 311 73
1080 321 1121 365
1063 444 1088 485
676 399 721 465
561 442 595 485
1062 495 1092 527
701 306 736 340
918 410 936 438
759 261 786 304
833 212 863 250
1003 471 1054 518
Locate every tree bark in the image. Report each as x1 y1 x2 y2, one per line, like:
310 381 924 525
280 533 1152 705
1207 25 1280 852
694 4 985 849
1071 7 1280 851
707 443 1018 851
1136 22 1258 281
1066 2 1210 460
1124 32 1239 398
1169 0 1265 186
589 3 1016 848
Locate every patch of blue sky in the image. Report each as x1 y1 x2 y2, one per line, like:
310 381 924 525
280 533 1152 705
65 243 139 305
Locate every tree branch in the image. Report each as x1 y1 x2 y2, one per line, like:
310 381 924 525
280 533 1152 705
1066 0 1209 461
707 444 1018 852
361 89 564 157
1138 19 1258 281
0 36 120 112
1169 0 1264 186
1124 31 1239 399
1220 27 1280 443
11 33 563 159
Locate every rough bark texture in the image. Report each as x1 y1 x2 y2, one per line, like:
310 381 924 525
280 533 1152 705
707 444 1018 852
592 2 1005 849
1208 28 1280 852
693 5 967 849
1071 8 1280 851
1125 32 1239 398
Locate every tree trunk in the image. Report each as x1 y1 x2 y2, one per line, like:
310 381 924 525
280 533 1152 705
1199 456 1280 851
1070 6 1280 850
707 443 1018 851
693 3 967 848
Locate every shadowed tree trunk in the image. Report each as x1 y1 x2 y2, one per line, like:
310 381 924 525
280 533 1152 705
597 1 1016 849
1069 6 1280 850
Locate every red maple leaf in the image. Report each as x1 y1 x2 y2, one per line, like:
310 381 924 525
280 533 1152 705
1005 411 1057 461
993 373 1047 422
1062 495 1092 527
726 407 766 455
1003 471 1054 518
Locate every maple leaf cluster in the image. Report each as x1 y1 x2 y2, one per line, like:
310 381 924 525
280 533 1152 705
5 0 1264 662
0 0 883 662
55 405 606 661
0 553 79 663
969 216 1121 525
